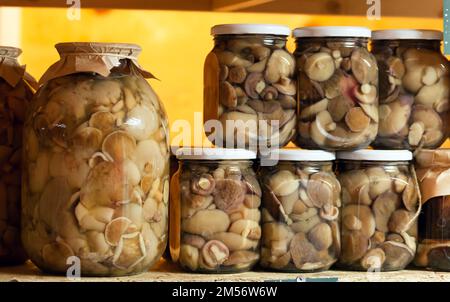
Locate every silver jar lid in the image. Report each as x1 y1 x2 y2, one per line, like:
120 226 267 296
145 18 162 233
261 149 336 162
293 26 371 38
211 24 290 36
176 147 256 160
372 29 443 40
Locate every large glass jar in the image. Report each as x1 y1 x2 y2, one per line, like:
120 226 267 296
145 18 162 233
371 30 450 150
0 46 36 265
204 24 296 150
415 149 450 271
259 150 341 272
22 43 170 276
171 148 261 273
337 150 420 271
293 27 379 151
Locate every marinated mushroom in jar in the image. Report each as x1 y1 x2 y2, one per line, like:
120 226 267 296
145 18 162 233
0 76 34 264
371 30 450 150
337 151 419 271
293 27 379 151
260 152 341 272
415 150 450 271
177 153 261 273
22 71 170 276
204 25 297 149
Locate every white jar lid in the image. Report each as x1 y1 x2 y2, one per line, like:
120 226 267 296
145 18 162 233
372 29 442 41
261 149 335 162
176 147 257 160
337 150 413 161
293 26 371 38
211 24 290 36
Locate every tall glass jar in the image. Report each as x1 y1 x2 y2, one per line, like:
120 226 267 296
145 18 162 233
204 24 296 150
0 46 36 265
171 148 261 273
337 150 420 271
371 30 450 150
22 43 170 276
293 27 379 151
415 149 450 271
259 150 341 272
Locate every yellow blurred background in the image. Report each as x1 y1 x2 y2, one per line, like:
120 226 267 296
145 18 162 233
16 8 447 147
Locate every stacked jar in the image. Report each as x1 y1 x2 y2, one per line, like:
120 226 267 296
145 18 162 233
371 30 450 150
259 150 341 272
0 46 36 265
171 148 261 273
204 24 297 150
21 43 170 276
293 27 379 151
336 150 419 271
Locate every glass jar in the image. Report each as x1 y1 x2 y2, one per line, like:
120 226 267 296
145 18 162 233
204 24 296 150
22 43 170 276
293 27 379 151
259 150 341 272
171 147 261 273
371 30 450 150
337 150 420 271
415 149 450 271
0 46 36 265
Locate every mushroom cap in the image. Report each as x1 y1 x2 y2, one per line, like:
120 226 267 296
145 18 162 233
360 248 386 270
265 49 295 84
378 97 412 137
388 209 415 233
340 231 369 264
308 222 333 251
351 48 378 85
342 205 375 237
306 172 337 208
304 52 335 82
102 130 136 163
372 191 401 232
290 232 318 268
268 169 299 197
201 240 230 268
213 179 246 213
381 241 414 270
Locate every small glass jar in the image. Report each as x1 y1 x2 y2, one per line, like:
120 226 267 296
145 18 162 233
204 24 297 150
171 147 261 273
259 150 341 272
371 30 450 150
337 150 420 271
415 149 450 271
22 43 170 276
293 27 379 151
0 46 36 265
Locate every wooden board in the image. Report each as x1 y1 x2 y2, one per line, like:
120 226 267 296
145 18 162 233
1 260 449 282
0 0 443 18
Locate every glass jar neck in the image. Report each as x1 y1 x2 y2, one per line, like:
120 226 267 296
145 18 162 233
372 40 441 52
338 160 410 167
214 34 287 47
181 159 253 168
295 37 369 50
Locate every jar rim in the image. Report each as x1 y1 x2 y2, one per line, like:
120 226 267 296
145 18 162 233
337 150 413 161
293 26 371 38
372 29 442 41
176 147 256 160
211 24 290 37
260 149 335 162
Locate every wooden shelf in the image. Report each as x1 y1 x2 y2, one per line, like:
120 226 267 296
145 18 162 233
1 260 449 282
0 0 444 18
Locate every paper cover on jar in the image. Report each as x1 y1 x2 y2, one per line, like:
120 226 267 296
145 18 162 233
415 149 450 204
0 46 38 89
39 42 156 85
